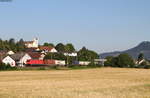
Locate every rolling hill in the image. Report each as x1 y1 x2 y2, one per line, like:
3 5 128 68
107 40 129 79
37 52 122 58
100 41 150 59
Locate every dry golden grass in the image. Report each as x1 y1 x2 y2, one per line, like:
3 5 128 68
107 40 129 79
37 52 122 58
0 68 150 98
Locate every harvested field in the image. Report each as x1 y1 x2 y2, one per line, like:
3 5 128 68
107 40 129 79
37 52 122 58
0 68 150 98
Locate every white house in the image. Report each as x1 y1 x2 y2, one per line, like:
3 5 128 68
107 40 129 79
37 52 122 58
24 38 38 48
11 53 32 67
64 52 77 57
7 51 15 55
94 59 107 66
136 59 145 65
18 54 32 67
50 48 57 53
28 52 45 60
2 56 16 67
55 60 66 66
79 61 91 65
39 46 57 53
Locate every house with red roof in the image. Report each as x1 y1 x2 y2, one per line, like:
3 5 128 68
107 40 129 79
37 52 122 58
28 52 45 60
39 46 57 53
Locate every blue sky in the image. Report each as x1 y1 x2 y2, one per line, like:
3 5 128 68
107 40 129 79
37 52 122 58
0 0 150 53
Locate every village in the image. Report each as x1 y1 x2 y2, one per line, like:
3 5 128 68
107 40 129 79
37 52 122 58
0 38 105 68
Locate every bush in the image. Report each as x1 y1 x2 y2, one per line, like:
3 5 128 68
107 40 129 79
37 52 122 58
104 54 135 68
0 63 17 71
38 67 46 70
144 65 150 69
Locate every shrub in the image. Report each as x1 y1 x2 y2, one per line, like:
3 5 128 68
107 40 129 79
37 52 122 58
0 63 17 71
38 67 46 70
144 65 150 69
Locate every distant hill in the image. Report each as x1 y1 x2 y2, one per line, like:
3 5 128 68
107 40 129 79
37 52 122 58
100 41 150 60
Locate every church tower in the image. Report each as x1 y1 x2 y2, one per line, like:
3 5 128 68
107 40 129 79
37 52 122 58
33 38 38 48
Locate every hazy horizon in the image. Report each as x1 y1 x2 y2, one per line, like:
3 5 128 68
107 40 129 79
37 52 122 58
0 0 150 53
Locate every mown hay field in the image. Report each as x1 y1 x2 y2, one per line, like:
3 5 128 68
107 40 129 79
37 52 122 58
0 68 150 98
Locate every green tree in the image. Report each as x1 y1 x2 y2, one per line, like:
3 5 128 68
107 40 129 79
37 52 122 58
16 39 25 52
9 38 15 45
65 43 75 52
43 43 54 47
138 53 144 62
117 53 135 68
104 56 114 67
78 47 99 62
9 38 17 52
55 43 65 52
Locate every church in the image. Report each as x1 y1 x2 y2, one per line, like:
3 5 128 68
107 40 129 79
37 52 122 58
24 38 39 48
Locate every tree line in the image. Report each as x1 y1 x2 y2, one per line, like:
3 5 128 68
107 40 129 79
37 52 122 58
104 53 150 68
0 38 25 52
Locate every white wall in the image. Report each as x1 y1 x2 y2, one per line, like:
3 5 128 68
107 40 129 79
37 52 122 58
55 60 65 66
50 48 57 53
64 53 77 56
2 56 16 67
25 38 38 48
79 61 90 65
19 54 32 67
33 38 38 48
39 54 45 60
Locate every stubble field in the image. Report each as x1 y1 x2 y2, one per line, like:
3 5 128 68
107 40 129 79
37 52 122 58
0 68 150 98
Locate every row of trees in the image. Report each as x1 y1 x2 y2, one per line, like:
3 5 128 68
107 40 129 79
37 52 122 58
104 53 150 68
104 53 135 68
43 43 75 53
0 38 76 53
0 38 25 52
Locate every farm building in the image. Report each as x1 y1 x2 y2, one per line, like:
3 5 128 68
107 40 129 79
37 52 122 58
64 52 77 57
55 60 65 66
10 52 32 67
28 52 45 60
39 46 57 53
74 61 91 65
2 56 16 67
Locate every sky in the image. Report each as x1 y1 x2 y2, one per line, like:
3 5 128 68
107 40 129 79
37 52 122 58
0 0 150 53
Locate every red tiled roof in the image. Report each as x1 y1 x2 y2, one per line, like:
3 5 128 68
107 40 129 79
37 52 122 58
28 52 42 59
39 46 53 51
25 48 38 52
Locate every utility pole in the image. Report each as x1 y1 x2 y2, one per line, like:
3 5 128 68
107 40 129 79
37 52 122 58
66 55 69 67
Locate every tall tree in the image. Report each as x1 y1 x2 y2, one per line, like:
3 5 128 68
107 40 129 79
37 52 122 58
43 43 54 47
117 53 135 68
9 38 16 51
55 43 65 52
138 53 144 61
65 43 75 52
104 56 114 67
78 47 99 62
9 38 15 45
16 39 25 51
